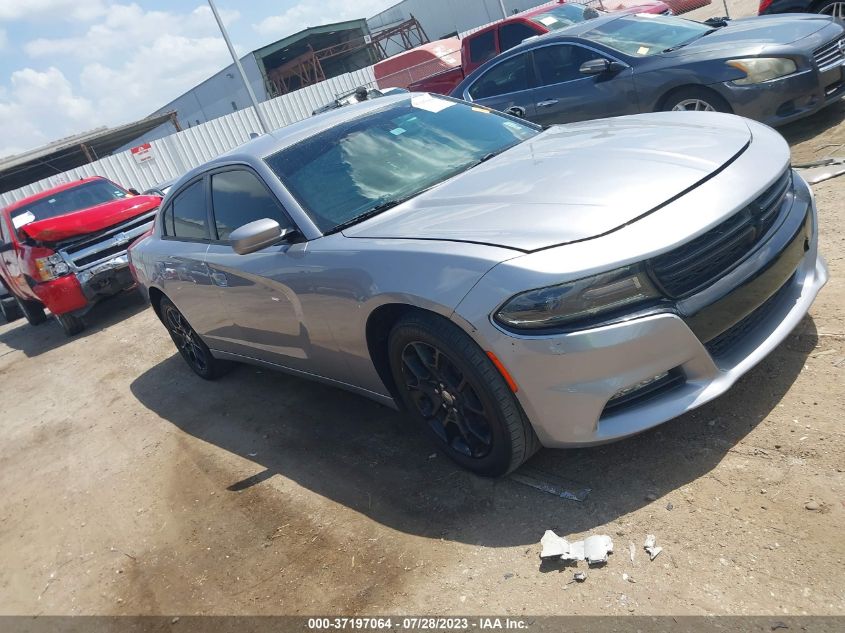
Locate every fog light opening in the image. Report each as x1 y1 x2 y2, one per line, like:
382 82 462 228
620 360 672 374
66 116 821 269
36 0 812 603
611 372 670 401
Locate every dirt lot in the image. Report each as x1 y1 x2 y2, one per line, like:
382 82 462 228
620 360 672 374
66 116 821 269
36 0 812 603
1 10 844 622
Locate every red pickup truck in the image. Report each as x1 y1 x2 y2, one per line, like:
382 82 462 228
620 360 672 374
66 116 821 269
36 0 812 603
407 0 672 95
0 177 160 335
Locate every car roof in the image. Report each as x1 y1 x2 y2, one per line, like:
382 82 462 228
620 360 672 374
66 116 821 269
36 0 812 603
4 176 110 214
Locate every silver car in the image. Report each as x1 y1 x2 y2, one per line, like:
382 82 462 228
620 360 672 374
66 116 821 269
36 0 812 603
128 94 828 476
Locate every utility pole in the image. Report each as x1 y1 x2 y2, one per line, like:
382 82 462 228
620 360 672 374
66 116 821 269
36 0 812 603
207 0 271 134
498 0 508 18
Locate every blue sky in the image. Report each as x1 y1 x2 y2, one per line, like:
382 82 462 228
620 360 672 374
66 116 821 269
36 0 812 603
0 0 397 157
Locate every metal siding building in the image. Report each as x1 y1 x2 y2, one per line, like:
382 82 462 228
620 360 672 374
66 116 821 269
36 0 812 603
368 0 551 54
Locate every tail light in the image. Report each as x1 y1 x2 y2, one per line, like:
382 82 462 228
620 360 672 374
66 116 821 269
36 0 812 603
758 0 773 13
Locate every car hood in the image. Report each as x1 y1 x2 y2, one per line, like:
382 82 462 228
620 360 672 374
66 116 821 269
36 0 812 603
343 112 751 252
19 195 161 243
675 15 833 53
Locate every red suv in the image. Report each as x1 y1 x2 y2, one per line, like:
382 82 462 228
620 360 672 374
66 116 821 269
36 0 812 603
0 177 161 335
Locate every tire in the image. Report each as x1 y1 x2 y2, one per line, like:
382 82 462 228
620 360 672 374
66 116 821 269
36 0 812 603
0 296 23 323
55 312 85 336
815 0 845 18
160 296 230 380
16 297 48 326
387 312 540 477
661 87 732 114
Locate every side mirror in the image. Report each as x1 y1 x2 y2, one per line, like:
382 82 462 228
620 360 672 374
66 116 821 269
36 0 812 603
127 188 140 196
579 58 626 76
230 218 292 255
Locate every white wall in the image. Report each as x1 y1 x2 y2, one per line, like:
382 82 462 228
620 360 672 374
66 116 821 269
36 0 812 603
0 66 376 208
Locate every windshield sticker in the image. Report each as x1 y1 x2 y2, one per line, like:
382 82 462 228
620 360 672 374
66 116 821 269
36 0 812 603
411 94 454 113
390 127 406 136
503 121 523 130
12 210 36 229
636 12 658 17
472 106 491 113
637 46 650 55
538 16 557 26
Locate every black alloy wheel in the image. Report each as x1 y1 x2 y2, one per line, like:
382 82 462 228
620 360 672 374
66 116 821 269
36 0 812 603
388 312 540 477
160 297 228 380
400 341 494 459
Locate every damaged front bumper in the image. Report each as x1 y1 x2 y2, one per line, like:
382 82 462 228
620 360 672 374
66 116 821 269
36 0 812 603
458 172 827 448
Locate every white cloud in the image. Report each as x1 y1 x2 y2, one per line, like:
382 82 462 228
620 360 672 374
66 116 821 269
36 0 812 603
25 4 240 61
0 3 241 157
0 67 95 157
253 0 393 37
0 0 106 22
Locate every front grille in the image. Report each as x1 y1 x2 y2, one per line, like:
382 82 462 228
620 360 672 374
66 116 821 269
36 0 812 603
60 210 156 272
814 36 845 73
704 274 795 358
649 170 792 298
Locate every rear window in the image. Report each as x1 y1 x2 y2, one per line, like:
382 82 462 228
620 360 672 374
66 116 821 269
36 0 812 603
469 29 497 64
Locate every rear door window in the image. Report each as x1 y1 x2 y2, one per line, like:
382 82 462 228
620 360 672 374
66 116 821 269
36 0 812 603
170 180 209 240
210 169 291 241
469 29 497 65
468 53 532 100
498 23 538 52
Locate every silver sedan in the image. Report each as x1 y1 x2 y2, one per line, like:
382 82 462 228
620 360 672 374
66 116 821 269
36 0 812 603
128 94 828 476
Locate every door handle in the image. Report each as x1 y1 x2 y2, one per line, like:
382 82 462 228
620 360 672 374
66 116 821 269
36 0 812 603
536 99 559 108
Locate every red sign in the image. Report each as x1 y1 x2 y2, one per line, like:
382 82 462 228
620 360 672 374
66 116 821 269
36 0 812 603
130 143 155 164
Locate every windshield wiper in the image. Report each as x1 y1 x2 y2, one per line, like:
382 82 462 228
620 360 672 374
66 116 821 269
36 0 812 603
663 28 718 53
326 193 420 235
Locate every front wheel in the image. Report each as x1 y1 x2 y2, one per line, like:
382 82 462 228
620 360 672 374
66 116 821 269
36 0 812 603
160 296 229 380
388 312 540 477
662 87 732 114
55 313 85 336
16 297 47 326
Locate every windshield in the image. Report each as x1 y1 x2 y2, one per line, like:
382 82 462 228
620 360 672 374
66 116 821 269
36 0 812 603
265 96 539 233
530 4 602 31
11 179 130 229
584 15 712 56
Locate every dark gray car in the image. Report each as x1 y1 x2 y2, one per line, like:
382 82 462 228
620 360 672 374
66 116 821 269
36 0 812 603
451 13 845 127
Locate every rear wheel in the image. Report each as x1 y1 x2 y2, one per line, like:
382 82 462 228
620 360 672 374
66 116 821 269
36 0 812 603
0 296 23 323
388 312 540 477
16 297 47 326
662 87 732 114
160 296 229 380
55 313 85 336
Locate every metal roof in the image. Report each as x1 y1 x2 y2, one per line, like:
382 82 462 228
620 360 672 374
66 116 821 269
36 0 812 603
0 111 177 195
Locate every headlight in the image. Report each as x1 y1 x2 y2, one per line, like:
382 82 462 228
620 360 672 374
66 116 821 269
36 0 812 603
495 265 661 330
34 254 70 281
727 57 797 85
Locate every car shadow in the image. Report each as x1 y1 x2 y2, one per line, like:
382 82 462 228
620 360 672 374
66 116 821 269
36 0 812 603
0 290 147 358
129 315 817 547
780 100 845 150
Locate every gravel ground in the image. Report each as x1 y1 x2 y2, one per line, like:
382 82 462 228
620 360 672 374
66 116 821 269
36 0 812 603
1 4 843 618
